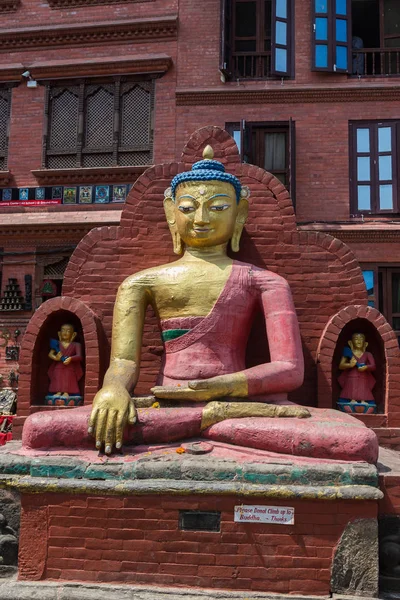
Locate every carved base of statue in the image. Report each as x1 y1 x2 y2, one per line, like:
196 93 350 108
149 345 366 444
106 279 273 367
45 394 83 407
337 398 377 414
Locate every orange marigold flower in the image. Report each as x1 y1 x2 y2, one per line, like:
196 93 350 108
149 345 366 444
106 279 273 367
176 447 185 454
152 402 160 409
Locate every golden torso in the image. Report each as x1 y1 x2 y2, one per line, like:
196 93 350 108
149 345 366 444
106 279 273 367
128 255 234 319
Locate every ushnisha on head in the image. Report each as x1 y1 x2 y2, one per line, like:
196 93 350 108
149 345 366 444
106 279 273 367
164 146 250 254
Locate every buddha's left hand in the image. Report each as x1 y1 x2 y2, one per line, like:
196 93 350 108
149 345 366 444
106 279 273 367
152 373 247 401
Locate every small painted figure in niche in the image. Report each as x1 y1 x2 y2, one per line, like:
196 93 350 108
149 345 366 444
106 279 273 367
46 324 83 407
337 332 376 414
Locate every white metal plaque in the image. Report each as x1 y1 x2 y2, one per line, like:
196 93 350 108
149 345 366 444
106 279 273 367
234 505 294 524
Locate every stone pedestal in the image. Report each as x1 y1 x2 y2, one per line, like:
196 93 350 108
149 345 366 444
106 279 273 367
0 440 382 597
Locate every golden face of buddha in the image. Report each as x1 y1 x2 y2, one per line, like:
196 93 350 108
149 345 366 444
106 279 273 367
164 179 249 254
174 180 237 248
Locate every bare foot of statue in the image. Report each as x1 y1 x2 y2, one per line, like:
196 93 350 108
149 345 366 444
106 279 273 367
200 401 311 430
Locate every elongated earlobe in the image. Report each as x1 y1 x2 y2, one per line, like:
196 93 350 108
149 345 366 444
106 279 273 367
164 188 183 255
231 194 249 253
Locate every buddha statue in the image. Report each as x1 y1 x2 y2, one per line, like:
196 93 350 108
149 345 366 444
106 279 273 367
22 147 378 464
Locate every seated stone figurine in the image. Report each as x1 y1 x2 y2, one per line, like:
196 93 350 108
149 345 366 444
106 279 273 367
46 324 83 406
22 147 378 463
337 332 376 414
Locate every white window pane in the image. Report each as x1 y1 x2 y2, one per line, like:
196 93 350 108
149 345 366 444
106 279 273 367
357 156 370 181
380 184 393 209
276 0 287 19
276 20 287 45
362 270 374 295
357 128 370 153
358 185 371 210
379 155 392 181
336 0 346 15
378 127 392 152
232 129 241 154
275 48 287 72
264 132 286 171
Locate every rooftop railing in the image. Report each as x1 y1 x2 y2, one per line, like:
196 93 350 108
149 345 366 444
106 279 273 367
230 51 272 79
353 47 400 77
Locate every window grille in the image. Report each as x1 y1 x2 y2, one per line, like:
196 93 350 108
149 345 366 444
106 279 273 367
44 78 154 169
0 88 11 171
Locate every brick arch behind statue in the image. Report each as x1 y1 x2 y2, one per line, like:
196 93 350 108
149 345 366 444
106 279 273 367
15 297 106 437
317 305 400 427
63 126 367 405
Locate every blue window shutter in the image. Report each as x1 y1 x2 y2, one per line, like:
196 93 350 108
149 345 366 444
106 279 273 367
271 0 293 76
333 0 351 72
312 0 351 72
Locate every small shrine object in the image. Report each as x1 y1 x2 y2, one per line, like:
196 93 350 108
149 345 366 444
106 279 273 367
41 279 57 298
46 324 83 407
5 347 19 361
337 332 377 414
0 279 25 311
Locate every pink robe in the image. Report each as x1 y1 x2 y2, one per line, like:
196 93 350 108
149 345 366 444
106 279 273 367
338 351 376 402
23 262 379 463
48 342 83 395
158 261 303 400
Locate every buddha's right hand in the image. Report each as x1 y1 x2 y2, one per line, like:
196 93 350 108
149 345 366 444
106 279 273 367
88 386 137 454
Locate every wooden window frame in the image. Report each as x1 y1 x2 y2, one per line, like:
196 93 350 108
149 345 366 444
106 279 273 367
226 120 295 205
361 264 400 341
312 0 351 73
43 76 155 170
0 86 11 172
271 0 294 76
360 264 379 308
349 120 399 215
381 267 400 340
220 0 294 80
375 0 400 48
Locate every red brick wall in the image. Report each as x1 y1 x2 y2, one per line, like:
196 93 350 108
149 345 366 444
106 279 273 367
0 0 398 214
18 491 377 595
380 474 400 516
173 101 400 224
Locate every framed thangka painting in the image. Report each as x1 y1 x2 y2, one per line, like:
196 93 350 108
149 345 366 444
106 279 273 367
52 187 63 200
95 185 109 203
112 185 126 203
63 187 77 204
79 186 92 204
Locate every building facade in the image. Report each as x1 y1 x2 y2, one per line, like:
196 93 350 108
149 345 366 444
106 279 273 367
0 0 400 386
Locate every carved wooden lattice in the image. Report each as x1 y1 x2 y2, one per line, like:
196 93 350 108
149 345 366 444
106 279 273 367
44 78 154 169
0 88 11 171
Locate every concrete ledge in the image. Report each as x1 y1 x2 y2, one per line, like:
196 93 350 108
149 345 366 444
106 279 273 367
0 473 383 500
0 580 331 600
0 441 383 500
